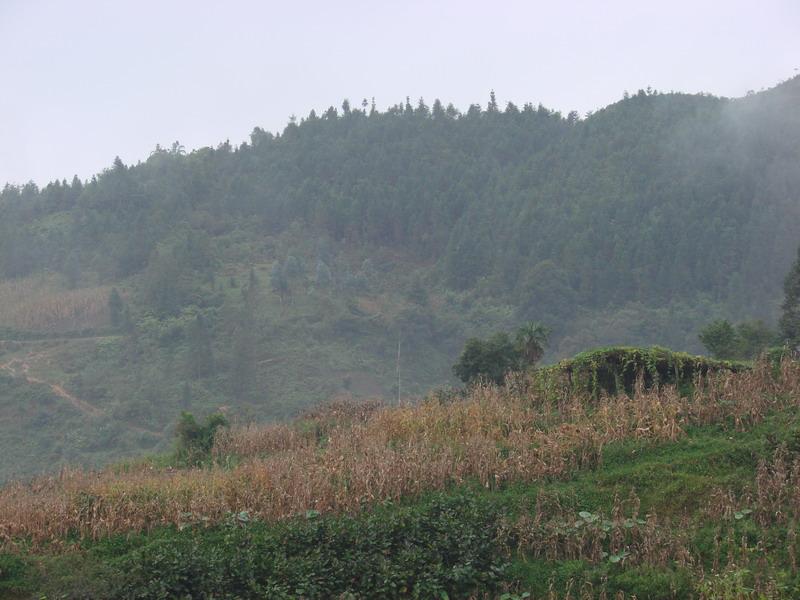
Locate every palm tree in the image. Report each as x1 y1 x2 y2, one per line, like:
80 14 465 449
515 321 551 366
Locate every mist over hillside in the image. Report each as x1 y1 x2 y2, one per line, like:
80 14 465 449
0 76 798 479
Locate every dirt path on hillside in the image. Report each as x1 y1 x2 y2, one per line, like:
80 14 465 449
0 355 162 437
0 357 103 417
0 343 164 437
0 334 122 344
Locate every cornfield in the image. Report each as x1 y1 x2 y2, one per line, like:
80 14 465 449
0 274 110 332
1 359 799 548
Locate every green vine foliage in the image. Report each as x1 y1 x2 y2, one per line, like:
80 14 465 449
539 346 749 399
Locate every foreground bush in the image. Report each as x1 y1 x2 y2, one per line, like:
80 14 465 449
16 493 503 599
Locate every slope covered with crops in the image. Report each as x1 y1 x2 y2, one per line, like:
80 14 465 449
2 356 800 597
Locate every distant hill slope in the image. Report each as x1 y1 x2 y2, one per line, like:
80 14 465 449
0 76 798 478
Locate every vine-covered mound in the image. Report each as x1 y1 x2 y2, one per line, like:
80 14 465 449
544 346 750 397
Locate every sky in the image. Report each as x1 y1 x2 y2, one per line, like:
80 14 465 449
1 0 798 187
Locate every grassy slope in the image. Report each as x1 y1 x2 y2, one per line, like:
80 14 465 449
0 339 165 481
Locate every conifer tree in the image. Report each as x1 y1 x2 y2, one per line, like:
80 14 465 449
231 309 257 400
187 314 214 379
315 259 332 288
108 288 124 327
63 251 81 289
270 262 289 303
180 381 192 408
248 268 257 290
780 246 800 347
487 90 499 113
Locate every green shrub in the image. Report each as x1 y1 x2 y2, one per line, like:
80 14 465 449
174 411 228 466
611 565 694 599
453 332 520 385
111 492 507 599
0 553 29 592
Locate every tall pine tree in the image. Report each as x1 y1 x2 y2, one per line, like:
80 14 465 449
780 246 800 347
187 313 214 379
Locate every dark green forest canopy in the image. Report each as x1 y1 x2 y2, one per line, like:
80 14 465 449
3 76 799 321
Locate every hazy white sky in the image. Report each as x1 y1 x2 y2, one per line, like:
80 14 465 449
1 0 798 186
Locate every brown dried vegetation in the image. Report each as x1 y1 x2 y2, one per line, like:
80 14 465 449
706 442 800 535
0 275 110 332
501 491 695 568
1 359 799 549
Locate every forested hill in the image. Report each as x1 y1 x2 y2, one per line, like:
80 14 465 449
5 78 800 318
0 76 798 478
